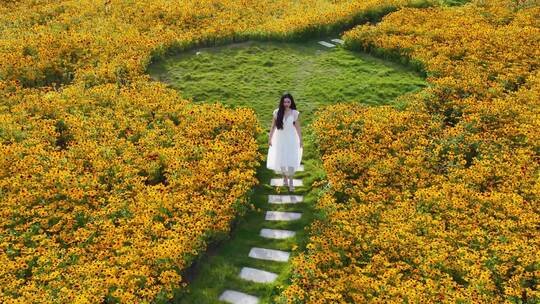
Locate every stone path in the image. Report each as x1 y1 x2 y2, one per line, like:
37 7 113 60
269 178 303 187
318 41 336 48
239 267 278 283
268 194 303 204
265 211 302 221
248 247 291 262
260 228 296 239
219 290 259 304
218 164 306 303
317 37 345 49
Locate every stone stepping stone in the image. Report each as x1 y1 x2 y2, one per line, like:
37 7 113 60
219 290 259 304
271 164 304 173
331 38 345 44
239 267 278 283
318 41 336 48
260 228 296 239
270 178 303 187
279 164 304 171
265 211 302 221
249 247 290 262
268 194 303 204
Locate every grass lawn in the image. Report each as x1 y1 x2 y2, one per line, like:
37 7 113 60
147 36 427 133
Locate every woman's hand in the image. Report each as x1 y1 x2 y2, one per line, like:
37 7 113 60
268 139 272 146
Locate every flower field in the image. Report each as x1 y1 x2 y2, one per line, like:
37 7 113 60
0 0 439 303
282 0 540 303
3 0 538 303
1 78 263 303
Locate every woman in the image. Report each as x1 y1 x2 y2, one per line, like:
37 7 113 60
266 93 303 192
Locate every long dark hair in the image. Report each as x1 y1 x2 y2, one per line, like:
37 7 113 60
276 93 297 130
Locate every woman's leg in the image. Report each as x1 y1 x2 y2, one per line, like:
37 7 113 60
281 166 288 185
287 166 294 191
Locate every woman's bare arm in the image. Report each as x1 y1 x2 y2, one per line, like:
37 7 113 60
269 116 276 145
295 113 302 146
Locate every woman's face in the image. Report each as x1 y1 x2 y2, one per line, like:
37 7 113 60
283 97 291 108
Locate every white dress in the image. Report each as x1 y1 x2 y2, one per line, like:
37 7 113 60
266 108 302 174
